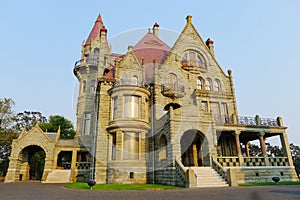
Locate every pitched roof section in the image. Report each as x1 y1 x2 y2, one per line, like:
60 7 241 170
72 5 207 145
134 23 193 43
85 14 104 45
133 31 171 65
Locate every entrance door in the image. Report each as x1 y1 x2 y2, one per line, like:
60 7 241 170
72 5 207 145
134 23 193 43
19 145 46 181
180 130 206 167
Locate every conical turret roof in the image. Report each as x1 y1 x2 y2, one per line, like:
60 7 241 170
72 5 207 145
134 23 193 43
85 14 104 45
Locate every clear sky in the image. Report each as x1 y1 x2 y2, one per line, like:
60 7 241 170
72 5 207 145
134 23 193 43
1 0 299 145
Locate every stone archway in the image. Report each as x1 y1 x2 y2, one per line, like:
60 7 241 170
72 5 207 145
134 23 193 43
180 130 209 167
18 145 46 181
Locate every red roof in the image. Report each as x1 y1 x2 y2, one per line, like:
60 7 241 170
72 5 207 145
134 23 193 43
85 15 104 45
133 32 171 83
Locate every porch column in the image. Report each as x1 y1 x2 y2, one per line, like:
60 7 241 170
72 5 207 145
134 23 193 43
192 144 198 167
71 150 77 182
258 131 269 166
279 132 293 166
245 142 250 157
234 130 244 166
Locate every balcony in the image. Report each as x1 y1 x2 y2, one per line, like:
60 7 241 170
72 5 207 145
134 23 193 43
194 89 231 97
113 78 148 89
161 83 185 98
213 114 281 127
181 61 206 73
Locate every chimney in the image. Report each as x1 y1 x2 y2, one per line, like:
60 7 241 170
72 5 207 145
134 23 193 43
153 22 159 38
206 38 215 57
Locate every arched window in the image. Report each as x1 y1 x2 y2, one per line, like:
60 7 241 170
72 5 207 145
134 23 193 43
206 78 212 91
90 80 96 92
121 75 127 85
168 73 178 90
214 79 221 92
197 77 204 90
93 48 99 64
159 135 167 161
182 51 206 68
82 80 86 94
132 76 138 85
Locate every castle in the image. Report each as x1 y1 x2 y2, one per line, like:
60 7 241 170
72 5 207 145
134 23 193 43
5 14 298 187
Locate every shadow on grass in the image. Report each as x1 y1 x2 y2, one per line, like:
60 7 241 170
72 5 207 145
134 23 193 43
66 182 183 190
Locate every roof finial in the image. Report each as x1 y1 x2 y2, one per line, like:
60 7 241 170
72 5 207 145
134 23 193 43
186 15 192 24
96 14 103 23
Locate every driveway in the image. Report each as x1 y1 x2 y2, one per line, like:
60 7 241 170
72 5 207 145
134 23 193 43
0 182 299 200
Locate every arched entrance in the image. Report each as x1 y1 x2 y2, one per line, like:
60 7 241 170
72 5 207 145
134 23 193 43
180 130 208 167
56 151 72 169
19 145 46 181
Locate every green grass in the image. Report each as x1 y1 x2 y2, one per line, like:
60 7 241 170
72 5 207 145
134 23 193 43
239 181 300 186
66 182 182 190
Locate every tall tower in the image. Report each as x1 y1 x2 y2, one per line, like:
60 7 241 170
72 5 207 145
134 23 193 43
73 15 110 151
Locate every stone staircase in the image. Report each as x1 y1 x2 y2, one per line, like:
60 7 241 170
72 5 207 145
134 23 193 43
43 169 71 183
190 167 228 187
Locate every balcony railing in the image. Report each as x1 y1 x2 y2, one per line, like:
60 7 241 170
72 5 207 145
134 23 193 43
74 58 98 67
195 89 231 97
213 115 280 127
113 78 147 88
161 83 185 98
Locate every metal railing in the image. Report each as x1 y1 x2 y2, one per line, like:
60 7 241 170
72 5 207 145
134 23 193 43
113 78 147 88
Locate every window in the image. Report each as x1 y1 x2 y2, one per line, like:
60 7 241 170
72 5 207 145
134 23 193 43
159 135 167 161
112 96 118 119
90 80 96 92
82 80 86 94
121 75 127 85
221 103 228 116
201 101 208 112
93 49 99 64
210 102 220 115
124 96 140 118
197 77 204 90
206 78 212 91
132 76 138 85
168 73 178 90
214 79 221 92
123 132 139 160
83 113 91 135
111 133 116 160
182 51 206 68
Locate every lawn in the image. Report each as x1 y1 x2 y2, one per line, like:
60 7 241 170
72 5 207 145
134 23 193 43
66 182 182 190
239 181 300 186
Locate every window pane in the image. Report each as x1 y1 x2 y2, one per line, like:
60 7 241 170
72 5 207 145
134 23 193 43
112 97 118 119
206 79 212 91
201 101 208 111
124 96 140 118
197 78 203 89
83 113 91 135
211 102 220 115
111 133 116 160
123 132 139 160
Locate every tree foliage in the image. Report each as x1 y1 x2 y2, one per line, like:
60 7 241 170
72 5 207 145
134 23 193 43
12 111 47 132
40 115 75 139
0 98 17 176
0 98 15 131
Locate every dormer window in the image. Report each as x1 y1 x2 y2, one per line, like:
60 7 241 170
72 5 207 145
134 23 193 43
182 51 206 68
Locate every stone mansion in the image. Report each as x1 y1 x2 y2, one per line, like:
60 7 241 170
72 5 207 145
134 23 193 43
5 14 298 187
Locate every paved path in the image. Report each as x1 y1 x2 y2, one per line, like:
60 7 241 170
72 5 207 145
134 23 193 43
0 182 299 200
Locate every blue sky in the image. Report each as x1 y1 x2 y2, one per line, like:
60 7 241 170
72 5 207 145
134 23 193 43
1 0 299 145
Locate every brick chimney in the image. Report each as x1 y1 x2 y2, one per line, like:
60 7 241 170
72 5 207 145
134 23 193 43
206 38 215 57
153 22 159 38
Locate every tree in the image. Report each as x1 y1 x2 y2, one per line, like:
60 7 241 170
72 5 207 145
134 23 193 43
12 111 47 132
40 115 75 139
0 98 17 176
290 143 300 177
0 98 15 131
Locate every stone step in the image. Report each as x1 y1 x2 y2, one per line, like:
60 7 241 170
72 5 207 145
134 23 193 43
190 167 229 188
43 169 71 183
